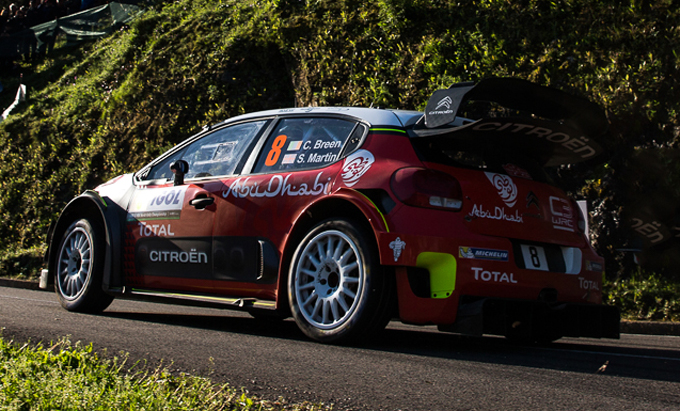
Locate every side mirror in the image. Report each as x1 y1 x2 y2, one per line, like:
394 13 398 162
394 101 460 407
170 160 189 186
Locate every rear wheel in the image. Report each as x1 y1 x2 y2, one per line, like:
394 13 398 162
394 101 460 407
54 218 113 313
288 218 393 343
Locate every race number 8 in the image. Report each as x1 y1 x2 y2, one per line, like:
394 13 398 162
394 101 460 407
265 135 287 166
520 244 548 271
529 246 541 268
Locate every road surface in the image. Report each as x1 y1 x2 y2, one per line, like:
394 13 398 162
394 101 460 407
1 286 679 410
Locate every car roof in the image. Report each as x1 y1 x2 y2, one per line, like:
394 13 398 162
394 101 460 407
223 107 423 128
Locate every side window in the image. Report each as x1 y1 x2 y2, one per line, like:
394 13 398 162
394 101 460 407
145 151 183 181
145 121 267 180
253 118 357 173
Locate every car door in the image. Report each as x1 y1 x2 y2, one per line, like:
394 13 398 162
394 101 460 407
125 120 268 292
211 116 364 289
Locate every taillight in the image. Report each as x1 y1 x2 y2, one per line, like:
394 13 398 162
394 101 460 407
390 167 463 211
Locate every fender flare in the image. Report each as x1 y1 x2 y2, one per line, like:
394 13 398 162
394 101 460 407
321 188 391 234
45 190 126 294
276 188 393 307
286 188 391 256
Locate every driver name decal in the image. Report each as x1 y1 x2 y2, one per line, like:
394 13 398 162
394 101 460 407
341 149 375 187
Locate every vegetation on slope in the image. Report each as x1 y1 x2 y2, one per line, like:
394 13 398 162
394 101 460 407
0 335 327 410
0 0 679 318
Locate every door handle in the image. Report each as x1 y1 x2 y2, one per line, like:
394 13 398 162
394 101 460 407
190 196 215 210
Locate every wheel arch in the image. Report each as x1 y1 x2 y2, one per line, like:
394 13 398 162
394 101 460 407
276 190 391 311
46 190 125 293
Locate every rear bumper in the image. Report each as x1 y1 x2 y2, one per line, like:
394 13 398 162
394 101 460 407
439 296 620 340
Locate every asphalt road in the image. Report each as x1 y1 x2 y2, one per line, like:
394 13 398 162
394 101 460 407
2 286 679 410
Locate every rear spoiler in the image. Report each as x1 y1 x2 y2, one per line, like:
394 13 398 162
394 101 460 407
415 78 609 166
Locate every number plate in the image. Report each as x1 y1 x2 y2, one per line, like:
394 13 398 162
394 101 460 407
520 245 549 271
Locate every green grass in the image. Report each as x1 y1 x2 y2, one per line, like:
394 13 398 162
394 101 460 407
0 334 329 411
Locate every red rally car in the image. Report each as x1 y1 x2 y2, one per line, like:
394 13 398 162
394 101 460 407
42 78 620 343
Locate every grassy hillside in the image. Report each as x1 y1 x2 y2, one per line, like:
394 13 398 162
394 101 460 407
1 0 679 294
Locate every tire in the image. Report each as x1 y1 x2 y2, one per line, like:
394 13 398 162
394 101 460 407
54 218 114 313
287 218 394 343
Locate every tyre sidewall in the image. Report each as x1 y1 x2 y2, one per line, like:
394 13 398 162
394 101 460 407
287 218 383 343
54 218 108 312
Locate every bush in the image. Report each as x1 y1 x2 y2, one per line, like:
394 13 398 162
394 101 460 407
605 271 680 322
0 246 44 280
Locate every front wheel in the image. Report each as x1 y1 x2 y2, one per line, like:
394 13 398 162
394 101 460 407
287 218 393 343
54 218 113 313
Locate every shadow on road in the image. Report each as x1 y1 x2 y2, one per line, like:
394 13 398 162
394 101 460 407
101 309 680 384
370 327 680 384
102 310 307 341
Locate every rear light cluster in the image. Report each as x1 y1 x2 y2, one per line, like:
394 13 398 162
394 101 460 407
390 167 463 211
